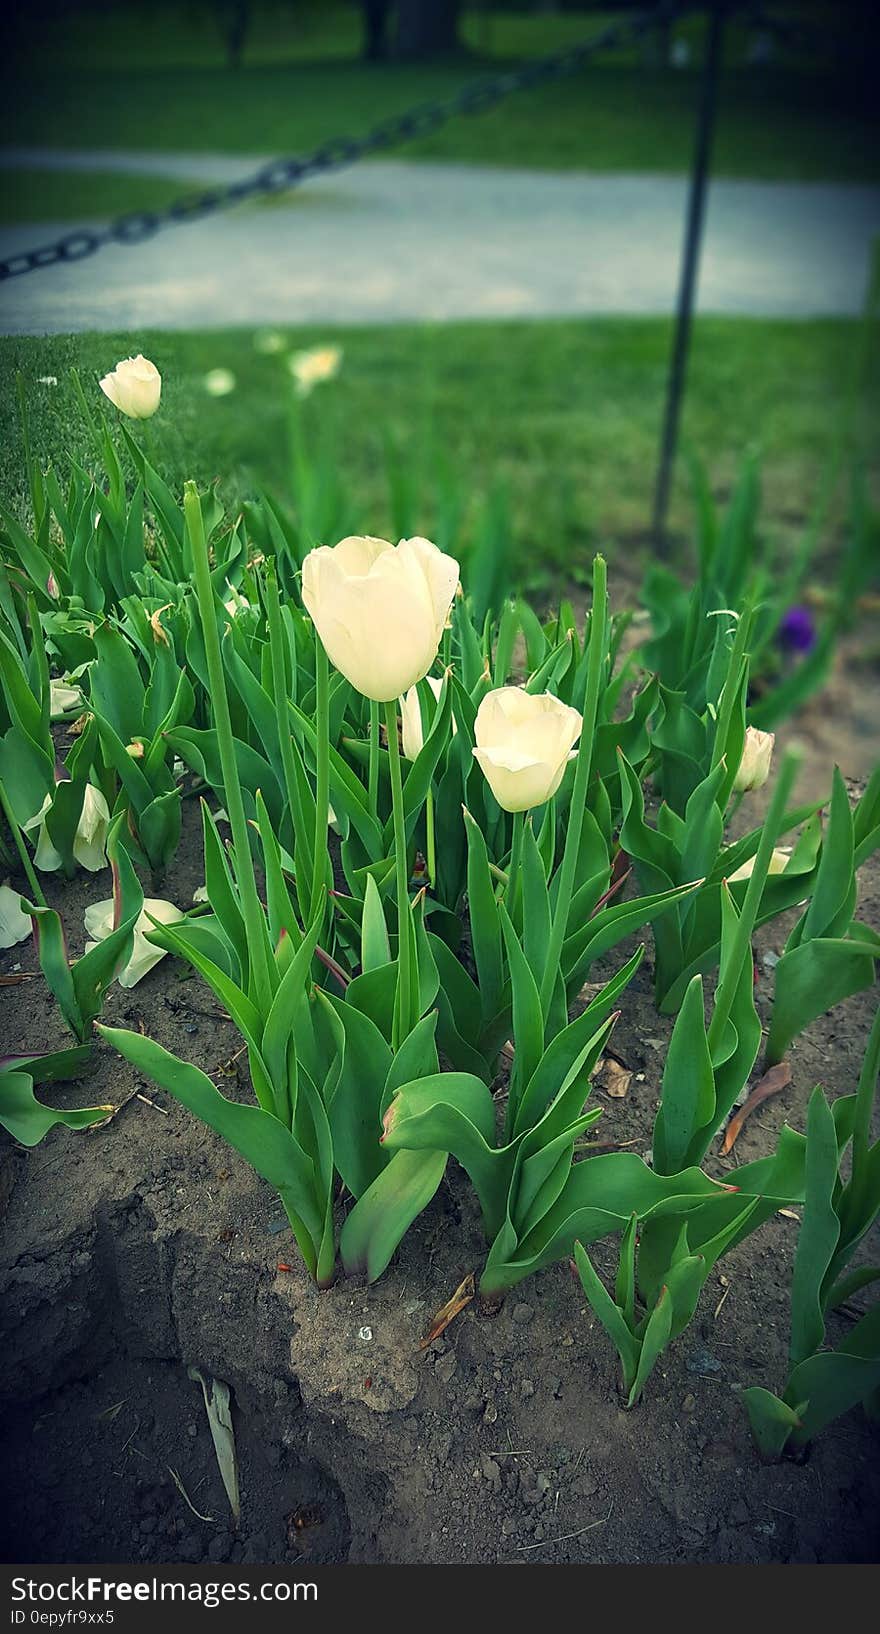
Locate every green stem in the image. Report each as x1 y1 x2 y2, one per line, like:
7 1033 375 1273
17 372 43 529
506 809 524 915
848 998 880 1203
707 745 800 1058
311 640 330 923
726 790 745 828
0 779 45 906
710 602 753 778
264 564 312 914
184 482 273 1015
368 698 381 811
289 391 312 538
426 787 436 890
540 555 607 1013
69 366 100 455
385 697 413 1042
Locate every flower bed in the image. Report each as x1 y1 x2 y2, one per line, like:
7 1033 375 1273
1 359 878 1565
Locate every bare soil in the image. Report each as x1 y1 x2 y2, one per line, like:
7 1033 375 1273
1 635 878 1567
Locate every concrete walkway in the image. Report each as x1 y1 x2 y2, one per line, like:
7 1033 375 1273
1 149 878 333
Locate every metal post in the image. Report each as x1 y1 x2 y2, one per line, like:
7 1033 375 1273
652 2 726 549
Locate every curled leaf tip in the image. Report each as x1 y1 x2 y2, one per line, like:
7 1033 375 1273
380 1100 399 1143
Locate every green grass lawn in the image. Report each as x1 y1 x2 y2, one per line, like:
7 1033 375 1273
2 317 875 586
0 167 345 225
5 5 876 185
0 169 204 226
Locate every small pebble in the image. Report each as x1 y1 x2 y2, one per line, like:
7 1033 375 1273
687 1347 723 1376
480 1454 501 1489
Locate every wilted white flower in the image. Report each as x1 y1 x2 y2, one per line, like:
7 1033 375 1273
204 368 236 397
84 897 185 987
49 679 84 718
288 344 342 397
192 884 209 904
0 884 32 949
99 355 161 420
24 783 110 873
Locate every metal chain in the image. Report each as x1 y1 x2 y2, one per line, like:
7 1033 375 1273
0 0 700 283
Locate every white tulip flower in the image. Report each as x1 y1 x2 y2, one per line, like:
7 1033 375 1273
473 687 583 813
84 897 185 988
288 345 342 397
733 727 775 794
99 354 161 420
301 535 459 703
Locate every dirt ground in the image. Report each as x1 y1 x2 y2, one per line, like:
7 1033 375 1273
1 628 878 1568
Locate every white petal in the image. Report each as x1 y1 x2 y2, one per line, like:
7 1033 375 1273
49 680 83 718
0 885 32 949
84 899 115 940
33 824 63 872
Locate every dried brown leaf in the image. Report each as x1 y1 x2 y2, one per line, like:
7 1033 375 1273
720 1061 792 1154
598 1057 632 1100
420 1272 475 1349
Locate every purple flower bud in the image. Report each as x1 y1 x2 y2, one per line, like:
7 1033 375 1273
777 605 816 654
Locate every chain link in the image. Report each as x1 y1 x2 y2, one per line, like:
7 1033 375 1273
0 1 698 283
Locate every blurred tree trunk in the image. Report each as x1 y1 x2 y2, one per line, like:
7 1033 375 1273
223 0 251 69
361 0 392 61
396 0 462 59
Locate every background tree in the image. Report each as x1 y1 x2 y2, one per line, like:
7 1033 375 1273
362 0 392 61
395 0 462 59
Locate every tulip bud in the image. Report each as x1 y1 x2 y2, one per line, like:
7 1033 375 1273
301 535 459 703
400 674 456 761
473 687 583 813
733 726 775 794
99 354 161 420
